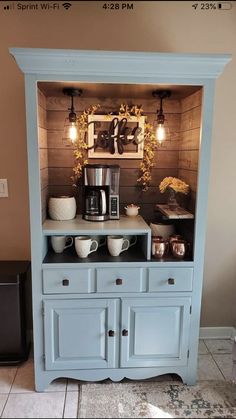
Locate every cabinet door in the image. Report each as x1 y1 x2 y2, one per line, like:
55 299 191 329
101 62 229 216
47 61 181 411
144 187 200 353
44 299 119 370
120 297 191 368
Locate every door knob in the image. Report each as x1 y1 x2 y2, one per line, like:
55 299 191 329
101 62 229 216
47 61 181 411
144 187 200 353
122 329 128 336
108 330 115 337
116 278 123 285
168 277 175 285
62 279 69 286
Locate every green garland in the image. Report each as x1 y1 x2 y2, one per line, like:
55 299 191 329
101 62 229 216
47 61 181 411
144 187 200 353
71 104 157 191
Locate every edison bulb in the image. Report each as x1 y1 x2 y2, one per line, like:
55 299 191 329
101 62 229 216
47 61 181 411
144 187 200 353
156 123 166 143
69 123 78 143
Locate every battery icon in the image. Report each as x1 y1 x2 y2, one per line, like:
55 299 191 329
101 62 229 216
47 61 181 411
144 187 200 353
218 2 232 9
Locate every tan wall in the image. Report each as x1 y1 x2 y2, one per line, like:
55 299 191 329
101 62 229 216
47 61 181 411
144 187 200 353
0 1 235 326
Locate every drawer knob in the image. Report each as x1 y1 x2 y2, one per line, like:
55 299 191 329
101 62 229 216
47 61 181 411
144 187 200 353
168 277 175 285
62 279 69 286
122 329 128 336
116 278 123 285
108 330 115 337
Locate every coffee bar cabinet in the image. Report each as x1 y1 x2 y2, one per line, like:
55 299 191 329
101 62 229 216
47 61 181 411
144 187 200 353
10 48 230 391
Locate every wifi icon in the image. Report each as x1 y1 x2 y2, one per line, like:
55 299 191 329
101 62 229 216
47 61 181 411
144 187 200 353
62 2 72 10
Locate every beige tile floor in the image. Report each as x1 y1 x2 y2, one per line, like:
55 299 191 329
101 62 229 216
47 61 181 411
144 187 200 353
0 339 234 418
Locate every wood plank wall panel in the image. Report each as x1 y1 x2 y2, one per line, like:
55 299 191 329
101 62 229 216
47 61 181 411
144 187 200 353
41 187 48 223
179 128 200 151
40 149 48 170
38 127 47 149
46 96 181 113
47 113 180 151
47 148 179 170
38 88 48 222
41 168 49 190
178 150 199 171
178 89 202 211
180 107 201 132
38 88 47 109
46 96 181 223
181 90 202 113
178 169 198 195
48 167 178 188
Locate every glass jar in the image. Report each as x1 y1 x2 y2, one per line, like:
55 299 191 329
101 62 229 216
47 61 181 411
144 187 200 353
167 187 178 210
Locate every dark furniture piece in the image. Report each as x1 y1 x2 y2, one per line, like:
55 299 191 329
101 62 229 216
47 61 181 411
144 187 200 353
0 261 31 365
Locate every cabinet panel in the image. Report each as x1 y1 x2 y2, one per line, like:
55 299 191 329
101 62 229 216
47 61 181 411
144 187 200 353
148 268 193 292
120 297 191 367
44 299 118 370
96 268 144 293
43 268 94 294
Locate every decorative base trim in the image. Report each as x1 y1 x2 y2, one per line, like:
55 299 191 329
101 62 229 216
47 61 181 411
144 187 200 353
199 326 236 340
34 366 195 392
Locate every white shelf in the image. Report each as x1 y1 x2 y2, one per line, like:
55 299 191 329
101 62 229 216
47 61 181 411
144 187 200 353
43 215 151 236
156 204 194 219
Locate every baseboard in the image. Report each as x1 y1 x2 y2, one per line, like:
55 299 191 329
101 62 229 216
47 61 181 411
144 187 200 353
199 326 236 340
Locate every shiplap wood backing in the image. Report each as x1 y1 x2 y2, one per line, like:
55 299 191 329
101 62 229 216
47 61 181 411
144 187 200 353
38 88 48 222
46 96 181 113
178 89 202 212
45 96 181 222
42 92 202 223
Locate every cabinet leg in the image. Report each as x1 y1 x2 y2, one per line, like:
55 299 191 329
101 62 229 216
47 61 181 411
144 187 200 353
181 371 197 386
34 374 53 392
183 377 197 386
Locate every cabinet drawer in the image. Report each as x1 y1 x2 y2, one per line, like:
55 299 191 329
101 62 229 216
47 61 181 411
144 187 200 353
43 269 93 294
96 268 144 293
148 268 193 292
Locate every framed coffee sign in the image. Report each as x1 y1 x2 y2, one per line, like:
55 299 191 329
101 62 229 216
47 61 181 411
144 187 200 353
87 115 145 159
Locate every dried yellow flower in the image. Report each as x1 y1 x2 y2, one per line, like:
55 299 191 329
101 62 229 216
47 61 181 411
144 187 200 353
137 122 157 191
71 104 100 184
159 177 190 195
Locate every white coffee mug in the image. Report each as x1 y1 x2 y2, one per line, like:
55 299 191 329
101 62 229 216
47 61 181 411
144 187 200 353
125 235 137 248
75 236 98 258
107 235 130 257
51 236 73 254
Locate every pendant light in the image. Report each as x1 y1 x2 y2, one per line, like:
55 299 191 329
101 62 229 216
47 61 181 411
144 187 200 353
152 90 171 144
63 88 82 144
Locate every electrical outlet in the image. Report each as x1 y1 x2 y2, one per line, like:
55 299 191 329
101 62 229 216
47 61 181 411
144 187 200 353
0 179 8 197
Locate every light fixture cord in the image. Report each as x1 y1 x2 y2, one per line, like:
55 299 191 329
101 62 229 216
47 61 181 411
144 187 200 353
70 94 75 113
159 96 163 116
157 95 165 124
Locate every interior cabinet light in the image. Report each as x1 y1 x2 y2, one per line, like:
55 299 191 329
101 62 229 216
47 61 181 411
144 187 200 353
63 88 82 144
152 90 171 144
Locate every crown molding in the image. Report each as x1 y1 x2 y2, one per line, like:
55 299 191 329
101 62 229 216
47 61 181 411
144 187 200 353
9 48 231 80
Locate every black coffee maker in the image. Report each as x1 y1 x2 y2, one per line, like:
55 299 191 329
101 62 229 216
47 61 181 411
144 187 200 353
83 164 120 222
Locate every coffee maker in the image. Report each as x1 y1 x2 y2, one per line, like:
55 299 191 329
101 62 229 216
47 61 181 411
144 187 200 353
83 164 120 221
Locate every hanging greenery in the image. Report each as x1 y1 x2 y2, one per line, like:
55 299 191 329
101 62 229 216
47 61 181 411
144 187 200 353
71 103 157 191
137 122 158 191
71 104 100 185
